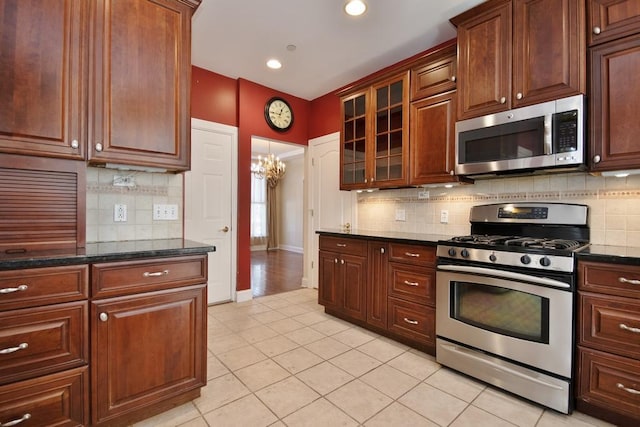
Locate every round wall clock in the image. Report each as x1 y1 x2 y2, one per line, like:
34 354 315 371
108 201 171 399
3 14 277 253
264 97 294 132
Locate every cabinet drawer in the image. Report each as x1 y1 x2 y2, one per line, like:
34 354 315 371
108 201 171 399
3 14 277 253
388 263 435 305
92 255 207 298
0 265 88 311
578 261 640 298
411 51 456 101
588 0 640 46
388 243 436 266
0 301 87 386
577 347 640 421
387 297 435 345
579 292 640 359
319 236 367 257
0 366 88 427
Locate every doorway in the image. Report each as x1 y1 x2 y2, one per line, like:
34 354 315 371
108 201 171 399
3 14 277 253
250 137 305 297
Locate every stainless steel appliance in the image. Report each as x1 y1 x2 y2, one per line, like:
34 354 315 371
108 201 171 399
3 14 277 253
436 202 589 414
455 95 585 177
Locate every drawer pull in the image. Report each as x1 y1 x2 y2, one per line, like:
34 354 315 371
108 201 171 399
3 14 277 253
404 252 420 258
143 269 169 278
403 318 419 325
403 280 419 287
616 383 640 395
0 342 28 355
619 323 640 334
1 413 31 426
618 277 640 285
336 243 347 247
0 285 28 294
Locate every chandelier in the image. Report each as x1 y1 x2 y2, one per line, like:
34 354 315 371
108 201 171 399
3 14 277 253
252 152 286 187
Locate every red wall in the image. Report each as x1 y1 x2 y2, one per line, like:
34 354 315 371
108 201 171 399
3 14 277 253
309 92 341 139
191 66 237 126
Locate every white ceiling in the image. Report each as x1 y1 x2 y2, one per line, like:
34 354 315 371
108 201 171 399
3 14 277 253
192 0 484 101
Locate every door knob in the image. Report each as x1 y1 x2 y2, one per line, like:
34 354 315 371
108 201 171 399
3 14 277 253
219 226 229 232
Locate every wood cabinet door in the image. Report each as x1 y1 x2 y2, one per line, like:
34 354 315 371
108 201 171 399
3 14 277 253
409 91 457 184
512 0 585 107
318 251 341 309
367 242 388 330
340 90 369 190
588 0 640 46
91 285 206 425
88 0 194 171
0 0 86 160
370 72 410 188
340 254 367 321
454 1 512 119
589 33 640 171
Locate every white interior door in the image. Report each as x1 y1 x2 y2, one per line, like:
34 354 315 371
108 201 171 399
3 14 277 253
185 119 237 304
306 132 356 288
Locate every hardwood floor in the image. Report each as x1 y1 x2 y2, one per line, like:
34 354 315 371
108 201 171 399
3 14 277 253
251 250 303 297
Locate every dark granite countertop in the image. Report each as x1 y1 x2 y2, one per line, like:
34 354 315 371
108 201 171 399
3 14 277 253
0 239 216 271
316 228 453 246
577 244 640 266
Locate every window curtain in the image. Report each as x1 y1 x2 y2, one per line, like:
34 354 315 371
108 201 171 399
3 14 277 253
266 177 280 250
250 173 267 247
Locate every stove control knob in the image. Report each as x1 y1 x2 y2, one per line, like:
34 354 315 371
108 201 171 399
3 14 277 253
448 248 457 257
489 253 497 262
520 255 531 265
540 257 551 267
461 249 470 258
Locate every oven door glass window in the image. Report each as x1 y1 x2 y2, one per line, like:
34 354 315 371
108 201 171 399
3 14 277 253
451 281 550 343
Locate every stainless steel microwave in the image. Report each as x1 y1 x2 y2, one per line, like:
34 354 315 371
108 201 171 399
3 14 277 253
455 94 585 177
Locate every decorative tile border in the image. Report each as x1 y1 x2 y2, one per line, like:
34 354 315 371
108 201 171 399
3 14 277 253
358 188 637 204
87 183 168 196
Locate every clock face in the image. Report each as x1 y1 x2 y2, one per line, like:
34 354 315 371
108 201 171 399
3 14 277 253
265 97 293 131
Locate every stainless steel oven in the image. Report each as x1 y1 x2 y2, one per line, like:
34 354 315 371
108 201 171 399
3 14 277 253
435 202 589 414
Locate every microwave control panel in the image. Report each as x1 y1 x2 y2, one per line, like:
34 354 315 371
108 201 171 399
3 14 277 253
553 110 578 153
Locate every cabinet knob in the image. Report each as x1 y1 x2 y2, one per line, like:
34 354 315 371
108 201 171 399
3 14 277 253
450 170 454 175
364 178 368 183
450 75 456 82
371 177 375 182
99 312 108 322
500 97 506 104
95 142 103 152
593 155 601 164
340 259 345 265
334 258 338 263
71 139 79 149
516 92 523 100
593 26 601 35
380 247 385 254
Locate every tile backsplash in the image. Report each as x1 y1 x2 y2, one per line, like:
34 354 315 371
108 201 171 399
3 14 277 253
86 167 183 243
357 172 640 248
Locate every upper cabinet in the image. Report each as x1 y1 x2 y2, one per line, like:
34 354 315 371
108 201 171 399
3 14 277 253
340 72 409 190
88 0 199 171
588 0 640 46
452 0 585 120
588 0 640 172
0 0 199 172
0 0 87 160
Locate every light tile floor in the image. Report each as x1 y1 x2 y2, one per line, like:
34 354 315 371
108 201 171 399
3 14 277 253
133 288 615 427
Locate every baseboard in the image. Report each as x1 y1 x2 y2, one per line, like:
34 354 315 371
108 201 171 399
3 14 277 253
279 244 303 254
235 289 253 303
250 245 267 252
301 277 317 289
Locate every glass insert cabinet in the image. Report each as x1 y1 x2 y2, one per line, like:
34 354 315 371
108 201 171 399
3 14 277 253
340 71 409 190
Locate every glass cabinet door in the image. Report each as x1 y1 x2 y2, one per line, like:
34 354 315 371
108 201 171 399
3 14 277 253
341 91 368 188
372 72 409 187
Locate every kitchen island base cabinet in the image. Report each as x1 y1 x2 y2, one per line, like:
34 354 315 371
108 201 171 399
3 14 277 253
91 284 206 426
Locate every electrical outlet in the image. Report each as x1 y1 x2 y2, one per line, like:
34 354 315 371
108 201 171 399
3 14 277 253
153 204 179 220
418 190 430 200
395 209 406 222
440 209 449 224
114 204 127 222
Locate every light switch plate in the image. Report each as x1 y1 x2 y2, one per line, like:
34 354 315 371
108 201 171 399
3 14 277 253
440 210 449 224
153 204 179 220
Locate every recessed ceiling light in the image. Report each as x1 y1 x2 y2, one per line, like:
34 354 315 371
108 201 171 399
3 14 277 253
266 59 282 69
344 0 367 16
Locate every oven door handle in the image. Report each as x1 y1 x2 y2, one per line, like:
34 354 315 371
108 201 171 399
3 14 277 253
437 264 571 289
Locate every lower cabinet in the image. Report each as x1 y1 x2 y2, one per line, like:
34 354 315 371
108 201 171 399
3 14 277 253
0 366 88 427
318 234 437 354
90 256 208 426
576 260 640 425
